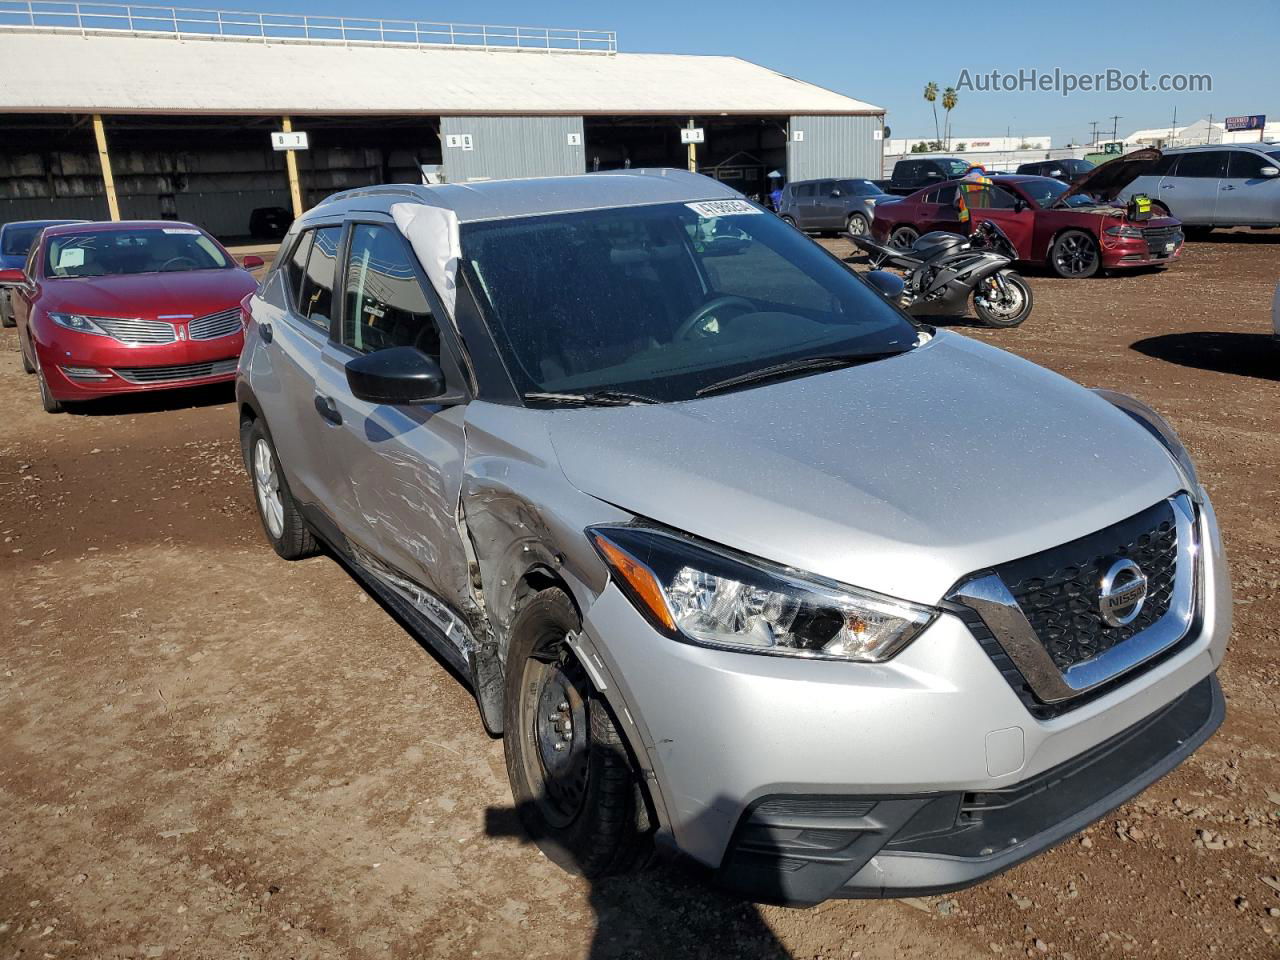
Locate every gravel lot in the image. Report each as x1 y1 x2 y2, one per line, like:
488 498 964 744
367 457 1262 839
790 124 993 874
1 232 1278 959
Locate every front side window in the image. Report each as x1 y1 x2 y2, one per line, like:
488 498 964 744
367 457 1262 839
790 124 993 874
296 226 342 329
341 223 441 359
44 227 230 279
1226 151 1273 179
460 201 917 402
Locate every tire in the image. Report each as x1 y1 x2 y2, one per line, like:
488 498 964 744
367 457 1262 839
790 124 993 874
973 270 1033 328
0 294 13 328
503 588 651 878
846 212 870 237
889 225 919 250
20 336 35 374
241 417 318 560
781 215 798 229
1050 229 1101 278
33 354 63 413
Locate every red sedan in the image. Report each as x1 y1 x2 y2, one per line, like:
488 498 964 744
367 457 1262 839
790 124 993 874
871 149 1184 278
0 221 262 412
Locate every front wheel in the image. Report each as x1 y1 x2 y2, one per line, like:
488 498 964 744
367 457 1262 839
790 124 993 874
974 270 1033 328
1050 229 1101 278
33 354 63 413
846 212 870 237
503 589 651 877
241 418 318 560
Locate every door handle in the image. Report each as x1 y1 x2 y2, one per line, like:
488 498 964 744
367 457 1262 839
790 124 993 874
314 394 343 426
1220 185 1235 191
1160 183 1173 189
259 322 273 343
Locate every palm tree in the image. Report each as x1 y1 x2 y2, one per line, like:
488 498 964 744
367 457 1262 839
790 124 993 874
941 86 958 149
923 82 940 147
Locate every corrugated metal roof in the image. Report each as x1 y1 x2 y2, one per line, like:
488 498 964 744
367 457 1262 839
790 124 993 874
0 32 882 116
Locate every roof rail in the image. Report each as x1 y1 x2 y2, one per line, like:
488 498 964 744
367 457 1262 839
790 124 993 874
0 1 617 53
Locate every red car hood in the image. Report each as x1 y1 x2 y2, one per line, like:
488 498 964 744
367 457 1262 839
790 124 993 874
1054 148 1163 206
42 269 258 319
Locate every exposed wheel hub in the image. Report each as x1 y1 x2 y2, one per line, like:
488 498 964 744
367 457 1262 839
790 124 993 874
530 654 590 825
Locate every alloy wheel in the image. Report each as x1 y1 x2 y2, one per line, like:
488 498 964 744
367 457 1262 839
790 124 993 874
847 213 869 236
253 438 285 539
1054 233 1099 277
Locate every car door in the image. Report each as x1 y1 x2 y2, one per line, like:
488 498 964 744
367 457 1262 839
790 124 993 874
252 223 346 511
1159 150 1227 223
810 179 839 228
792 182 818 229
961 183 1035 259
1217 150 1280 225
915 184 964 234
315 217 475 637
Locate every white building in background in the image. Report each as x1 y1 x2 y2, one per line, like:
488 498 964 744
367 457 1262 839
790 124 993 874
885 134 1051 154
1124 117 1280 148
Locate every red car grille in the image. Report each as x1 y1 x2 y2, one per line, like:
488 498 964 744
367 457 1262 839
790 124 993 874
94 316 178 345
189 307 242 341
111 358 238 384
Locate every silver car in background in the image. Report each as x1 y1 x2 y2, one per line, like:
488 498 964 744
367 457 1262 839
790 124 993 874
237 170 1229 906
776 177 897 236
1121 142 1280 235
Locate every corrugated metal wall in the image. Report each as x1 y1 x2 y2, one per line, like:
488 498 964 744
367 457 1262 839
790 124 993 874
785 114 883 180
440 116 585 182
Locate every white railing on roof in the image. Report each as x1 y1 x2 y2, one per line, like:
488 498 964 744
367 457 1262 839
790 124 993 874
0 1 617 52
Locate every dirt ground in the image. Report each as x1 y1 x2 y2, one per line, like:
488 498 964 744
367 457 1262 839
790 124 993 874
2 232 1278 960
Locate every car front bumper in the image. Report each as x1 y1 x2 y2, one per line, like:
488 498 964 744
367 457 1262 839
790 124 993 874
1101 234 1184 269
577 496 1230 905
34 327 243 401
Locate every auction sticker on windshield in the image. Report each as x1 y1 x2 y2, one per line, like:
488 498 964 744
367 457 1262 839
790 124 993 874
686 199 762 218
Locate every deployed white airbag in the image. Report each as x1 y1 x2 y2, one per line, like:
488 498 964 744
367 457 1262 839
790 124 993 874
391 201 461 317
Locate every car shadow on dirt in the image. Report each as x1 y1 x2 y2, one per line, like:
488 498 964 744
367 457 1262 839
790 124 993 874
486 800 796 960
65 382 236 416
1131 332 1280 382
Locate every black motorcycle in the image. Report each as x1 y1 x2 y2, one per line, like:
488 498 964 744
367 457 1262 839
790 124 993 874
853 220 1033 329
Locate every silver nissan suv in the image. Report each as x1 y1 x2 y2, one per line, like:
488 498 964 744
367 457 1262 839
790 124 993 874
236 170 1229 906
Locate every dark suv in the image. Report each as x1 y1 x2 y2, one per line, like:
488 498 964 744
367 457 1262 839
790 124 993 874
776 178 897 235
1015 158 1096 182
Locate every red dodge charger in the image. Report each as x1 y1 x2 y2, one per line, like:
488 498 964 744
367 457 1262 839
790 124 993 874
871 149 1184 278
0 221 262 412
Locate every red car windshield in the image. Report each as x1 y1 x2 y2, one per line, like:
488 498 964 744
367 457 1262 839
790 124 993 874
44 227 230 279
1015 179 1099 210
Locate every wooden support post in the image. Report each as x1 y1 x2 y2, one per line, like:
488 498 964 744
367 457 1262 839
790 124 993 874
91 114 120 221
687 117 697 173
282 115 304 218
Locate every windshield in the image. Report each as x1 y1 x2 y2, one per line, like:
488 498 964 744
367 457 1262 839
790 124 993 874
842 179 885 196
1 224 47 257
1016 178 1097 209
939 159 970 177
44 227 231 279
460 201 917 402
1061 159 1096 175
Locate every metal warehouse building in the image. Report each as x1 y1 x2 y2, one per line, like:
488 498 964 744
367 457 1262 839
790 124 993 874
0 3 885 239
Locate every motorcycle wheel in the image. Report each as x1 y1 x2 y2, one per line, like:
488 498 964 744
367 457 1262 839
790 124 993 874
973 270 1032 328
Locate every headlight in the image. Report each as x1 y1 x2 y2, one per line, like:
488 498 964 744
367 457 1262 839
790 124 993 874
1104 225 1144 238
49 312 110 337
589 525 935 662
1093 388 1200 493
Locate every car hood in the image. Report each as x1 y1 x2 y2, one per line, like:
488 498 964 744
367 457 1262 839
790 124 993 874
42 269 258 319
1055 148 1163 206
547 333 1182 606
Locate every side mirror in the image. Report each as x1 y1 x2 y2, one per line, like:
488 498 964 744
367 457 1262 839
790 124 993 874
241 254 265 270
1013 198 1028 212
0 267 27 286
865 270 906 300
345 346 446 405
925 171 942 179
1260 166 1279 178
830 189 842 197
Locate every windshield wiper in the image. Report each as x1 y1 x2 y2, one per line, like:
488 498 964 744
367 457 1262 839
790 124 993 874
695 351 907 398
522 390 659 407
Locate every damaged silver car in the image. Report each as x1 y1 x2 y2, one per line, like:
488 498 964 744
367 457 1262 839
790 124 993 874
237 170 1230 906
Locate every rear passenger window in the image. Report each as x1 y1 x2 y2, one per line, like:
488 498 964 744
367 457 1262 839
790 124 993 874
341 223 441 360
797 183 815 198
1175 151 1228 178
297 226 342 330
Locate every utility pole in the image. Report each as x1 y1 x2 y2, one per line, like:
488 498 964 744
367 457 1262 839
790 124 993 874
1089 120 1099 148
1170 106 1178 145
1110 115 1122 145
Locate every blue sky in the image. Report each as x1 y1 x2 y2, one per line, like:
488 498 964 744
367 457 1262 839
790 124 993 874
266 0 1276 145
